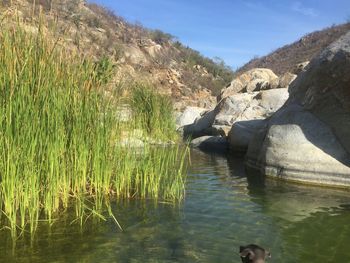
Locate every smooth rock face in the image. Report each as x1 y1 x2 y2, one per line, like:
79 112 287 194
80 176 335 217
219 68 279 100
183 110 216 138
289 32 350 155
246 32 350 187
175 106 207 129
228 119 266 153
190 136 229 153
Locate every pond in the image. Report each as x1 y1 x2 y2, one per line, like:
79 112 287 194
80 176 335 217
1 149 350 262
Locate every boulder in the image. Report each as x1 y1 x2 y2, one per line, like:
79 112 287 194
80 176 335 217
124 45 148 65
277 72 297 89
175 106 207 129
224 89 288 152
246 32 350 188
215 88 289 127
228 119 266 153
183 110 216 138
183 89 289 140
218 68 279 100
144 44 162 58
190 136 229 154
115 104 132 122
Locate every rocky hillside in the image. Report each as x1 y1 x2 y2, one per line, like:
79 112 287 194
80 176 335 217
1 0 234 109
236 22 350 76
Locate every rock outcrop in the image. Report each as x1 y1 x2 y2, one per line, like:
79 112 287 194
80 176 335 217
246 31 350 187
219 68 279 100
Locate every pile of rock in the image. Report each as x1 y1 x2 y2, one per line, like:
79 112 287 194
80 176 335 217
176 68 294 153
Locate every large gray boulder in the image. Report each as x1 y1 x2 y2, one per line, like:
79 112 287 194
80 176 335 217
183 110 216 138
246 31 350 188
228 119 266 153
175 106 207 129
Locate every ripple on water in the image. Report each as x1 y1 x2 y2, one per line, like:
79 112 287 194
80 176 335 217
1 149 350 262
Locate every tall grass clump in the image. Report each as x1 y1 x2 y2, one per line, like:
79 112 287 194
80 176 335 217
0 19 188 239
129 84 177 142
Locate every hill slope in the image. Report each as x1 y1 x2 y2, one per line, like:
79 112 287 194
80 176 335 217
1 0 234 108
236 22 350 76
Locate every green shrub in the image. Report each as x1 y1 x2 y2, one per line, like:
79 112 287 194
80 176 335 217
150 29 175 45
93 55 115 85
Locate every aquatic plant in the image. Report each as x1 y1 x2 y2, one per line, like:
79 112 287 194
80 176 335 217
0 18 188 238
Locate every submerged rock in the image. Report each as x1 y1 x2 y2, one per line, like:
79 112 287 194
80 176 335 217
190 136 229 154
246 31 350 187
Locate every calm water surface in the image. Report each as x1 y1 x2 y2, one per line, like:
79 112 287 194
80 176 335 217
1 149 350 262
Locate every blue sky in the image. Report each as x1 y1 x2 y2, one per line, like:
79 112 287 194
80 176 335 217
90 0 350 69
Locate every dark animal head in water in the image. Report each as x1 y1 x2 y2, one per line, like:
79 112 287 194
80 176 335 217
239 244 271 263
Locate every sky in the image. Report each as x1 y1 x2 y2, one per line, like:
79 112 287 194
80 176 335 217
90 0 350 69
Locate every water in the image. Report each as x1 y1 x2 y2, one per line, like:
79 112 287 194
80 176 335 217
1 149 350 262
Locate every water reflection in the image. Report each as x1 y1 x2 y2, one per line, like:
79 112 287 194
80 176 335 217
0 149 350 262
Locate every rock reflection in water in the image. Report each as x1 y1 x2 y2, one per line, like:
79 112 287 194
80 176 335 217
0 149 350 262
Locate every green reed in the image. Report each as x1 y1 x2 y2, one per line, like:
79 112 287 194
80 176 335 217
0 20 188 238
129 84 178 142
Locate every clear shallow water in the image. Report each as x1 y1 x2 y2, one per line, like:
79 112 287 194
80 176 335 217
2 150 350 262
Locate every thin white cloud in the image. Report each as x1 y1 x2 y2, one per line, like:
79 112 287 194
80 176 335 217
292 2 318 17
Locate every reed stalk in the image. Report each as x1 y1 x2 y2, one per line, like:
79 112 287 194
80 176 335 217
0 18 188 238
